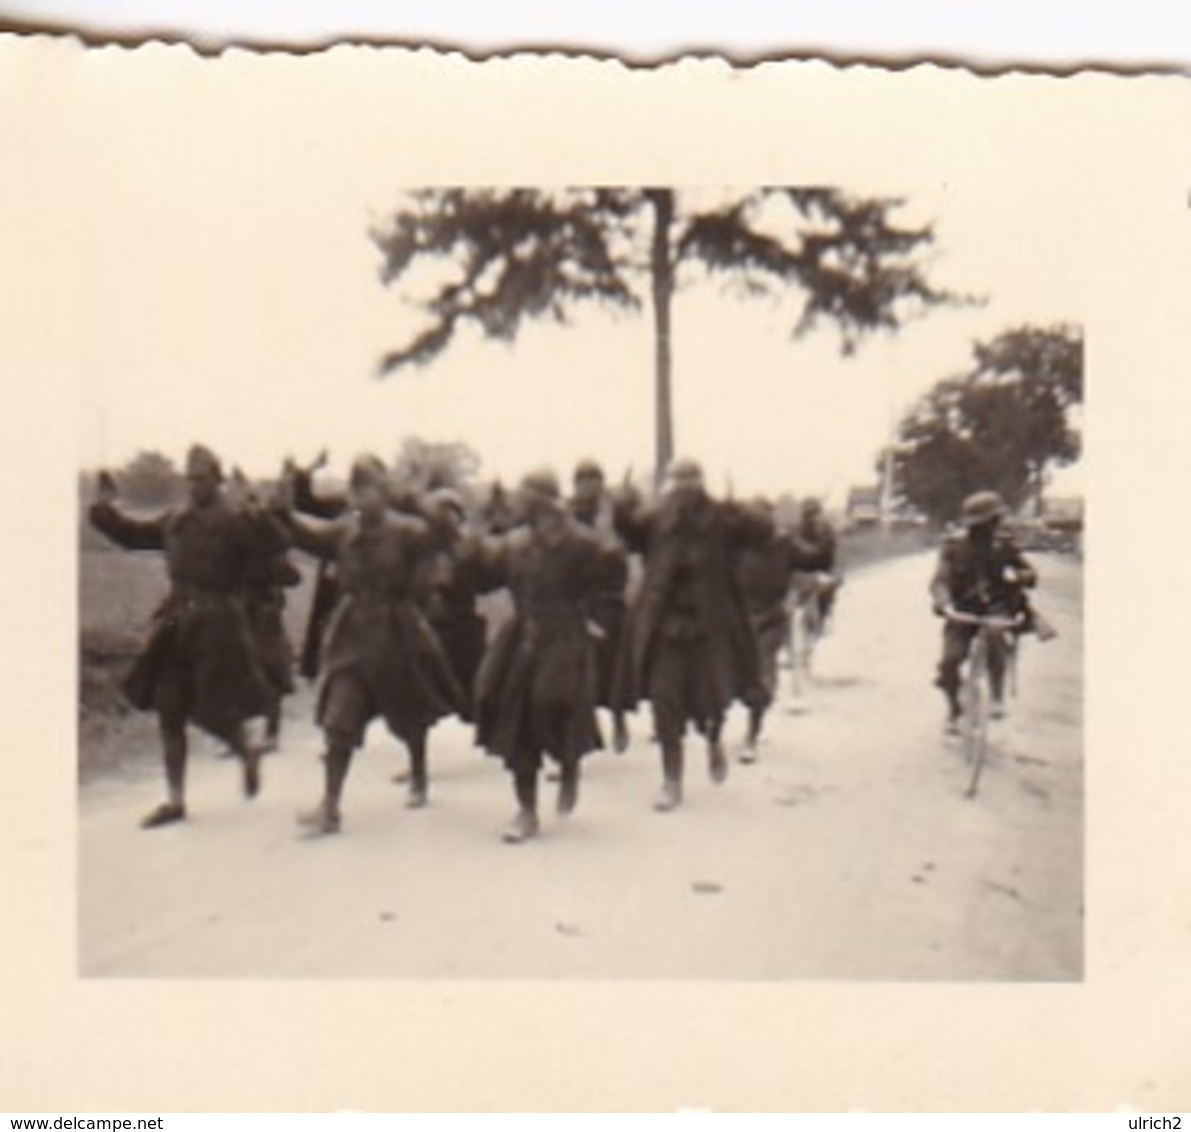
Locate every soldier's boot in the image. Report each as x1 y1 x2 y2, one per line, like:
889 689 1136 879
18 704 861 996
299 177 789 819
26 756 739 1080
503 771 540 844
299 741 350 835
741 706 764 764
612 711 630 754
707 719 729 784
230 723 263 799
556 757 580 817
405 736 429 810
988 657 1008 720
262 701 281 754
142 727 188 829
654 741 684 812
944 691 963 736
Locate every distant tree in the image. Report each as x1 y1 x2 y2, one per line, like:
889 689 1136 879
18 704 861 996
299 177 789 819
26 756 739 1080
891 324 1083 525
392 437 483 495
371 188 959 481
118 450 183 508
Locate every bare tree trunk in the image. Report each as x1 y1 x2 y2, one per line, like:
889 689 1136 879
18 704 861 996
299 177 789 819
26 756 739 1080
646 188 675 485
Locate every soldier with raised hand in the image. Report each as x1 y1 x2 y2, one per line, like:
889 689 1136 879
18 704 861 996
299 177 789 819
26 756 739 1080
417 487 490 725
283 450 340 682
227 467 302 752
613 458 771 812
472 469 607 844
88 445 276 828
568 459 631 753
732 495 822 760
275 454 463 832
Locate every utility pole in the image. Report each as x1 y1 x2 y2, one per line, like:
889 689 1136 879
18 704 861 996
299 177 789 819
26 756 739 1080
879 345 901 533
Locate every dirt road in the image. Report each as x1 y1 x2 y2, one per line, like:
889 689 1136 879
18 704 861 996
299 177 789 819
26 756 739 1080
79 550 1083 979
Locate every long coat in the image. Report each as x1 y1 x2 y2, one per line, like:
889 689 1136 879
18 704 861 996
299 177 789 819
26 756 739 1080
240 510 301 697
89 499 276 741
418 532 490 722
473 520 605 772
613 493 771 716
291 468 346 680
287 510 463 743
568 497 630 709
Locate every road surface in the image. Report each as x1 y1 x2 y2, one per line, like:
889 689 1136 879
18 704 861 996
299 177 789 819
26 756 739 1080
79 549 1083 979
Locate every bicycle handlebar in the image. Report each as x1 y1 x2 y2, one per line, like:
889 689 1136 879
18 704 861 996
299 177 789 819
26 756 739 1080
943 608 1025 630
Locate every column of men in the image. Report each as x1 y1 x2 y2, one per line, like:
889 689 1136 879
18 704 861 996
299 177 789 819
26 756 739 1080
89 445 836 844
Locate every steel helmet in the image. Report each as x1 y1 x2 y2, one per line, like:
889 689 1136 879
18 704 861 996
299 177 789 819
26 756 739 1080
960 490 1006 527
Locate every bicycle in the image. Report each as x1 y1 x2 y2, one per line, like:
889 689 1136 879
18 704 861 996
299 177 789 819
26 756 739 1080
944 608 1025 797
785 571 835 698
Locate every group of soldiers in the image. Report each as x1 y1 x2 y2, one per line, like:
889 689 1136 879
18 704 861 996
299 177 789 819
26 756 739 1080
88 445 840 842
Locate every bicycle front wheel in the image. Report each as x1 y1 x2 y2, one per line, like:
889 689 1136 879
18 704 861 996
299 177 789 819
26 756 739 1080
965 667 992 797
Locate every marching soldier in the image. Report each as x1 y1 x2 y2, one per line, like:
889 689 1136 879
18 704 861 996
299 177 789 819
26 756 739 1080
88 445 276 828
226 468 302 751
568 459 631 753
733 497 821 759
473 469 606 844
277 455 463 831
285 452 342 681
613 459 770 812
418 487 490 723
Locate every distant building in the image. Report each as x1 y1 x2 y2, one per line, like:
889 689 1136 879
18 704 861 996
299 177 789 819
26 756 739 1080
1041 496 1085 531
845 485 882 529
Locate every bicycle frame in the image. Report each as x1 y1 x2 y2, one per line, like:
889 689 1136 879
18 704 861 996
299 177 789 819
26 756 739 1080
786 576 826 697
946 609 1024 798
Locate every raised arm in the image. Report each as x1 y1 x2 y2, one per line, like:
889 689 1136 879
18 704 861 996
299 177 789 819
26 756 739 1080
722 499 774 550
289 462 347 520
88 473 166 550
273 508 342 562
453 533 505 595
610 487 652 554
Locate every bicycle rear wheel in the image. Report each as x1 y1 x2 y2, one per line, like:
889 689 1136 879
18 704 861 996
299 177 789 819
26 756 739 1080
965 645 992 797
801 601 821 678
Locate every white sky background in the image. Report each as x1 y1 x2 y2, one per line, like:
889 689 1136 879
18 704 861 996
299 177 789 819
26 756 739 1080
27 44 1091 504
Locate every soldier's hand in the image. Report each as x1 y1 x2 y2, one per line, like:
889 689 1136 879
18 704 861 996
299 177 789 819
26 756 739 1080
96 470 118 505
268 476 295 514
611 480 642 511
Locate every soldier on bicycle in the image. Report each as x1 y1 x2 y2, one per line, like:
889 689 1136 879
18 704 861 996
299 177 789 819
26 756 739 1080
930 490 1041 734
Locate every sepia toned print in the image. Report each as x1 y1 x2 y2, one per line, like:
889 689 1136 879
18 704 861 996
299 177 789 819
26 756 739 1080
77 168 1084 977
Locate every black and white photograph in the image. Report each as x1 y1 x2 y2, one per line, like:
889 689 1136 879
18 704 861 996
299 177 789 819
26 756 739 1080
75 177 1085 981
3 30 1190 1112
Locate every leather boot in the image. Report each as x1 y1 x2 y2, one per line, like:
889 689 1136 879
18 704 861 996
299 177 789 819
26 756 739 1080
299 742 350 834
707 719 728 784
406 737 429 809
503 771 540 843
556 758 580 816
654 740 684 812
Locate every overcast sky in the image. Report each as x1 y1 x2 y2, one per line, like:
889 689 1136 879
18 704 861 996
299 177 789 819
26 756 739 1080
10 44 1089 503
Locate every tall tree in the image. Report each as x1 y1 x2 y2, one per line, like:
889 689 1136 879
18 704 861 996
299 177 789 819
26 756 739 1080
371 187 956 480
891 324 1083 525
392 436 483 494
118 450 183 508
